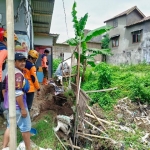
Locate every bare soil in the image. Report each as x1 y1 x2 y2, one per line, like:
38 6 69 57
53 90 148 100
30 83 74 121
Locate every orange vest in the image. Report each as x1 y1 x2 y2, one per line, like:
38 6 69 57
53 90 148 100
23 60 40 92
0 50 7 82
41 54 48 68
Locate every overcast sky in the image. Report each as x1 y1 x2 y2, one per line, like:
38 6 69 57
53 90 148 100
50 0 150 43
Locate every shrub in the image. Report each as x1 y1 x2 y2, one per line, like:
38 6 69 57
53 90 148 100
53 58 61 73
95 62 112 89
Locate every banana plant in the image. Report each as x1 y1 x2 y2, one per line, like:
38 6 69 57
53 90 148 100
67 1 113 81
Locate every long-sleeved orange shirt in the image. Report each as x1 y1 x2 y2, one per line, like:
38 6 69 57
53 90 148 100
0 42 8 82
23 60 40 92
41 54 48 68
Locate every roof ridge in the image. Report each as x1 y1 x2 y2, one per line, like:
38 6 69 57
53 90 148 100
104 6 145 23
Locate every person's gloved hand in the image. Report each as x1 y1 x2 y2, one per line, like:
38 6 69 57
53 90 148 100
37 90 40 96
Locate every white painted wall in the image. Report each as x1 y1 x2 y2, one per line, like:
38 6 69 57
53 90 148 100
34 35 53 46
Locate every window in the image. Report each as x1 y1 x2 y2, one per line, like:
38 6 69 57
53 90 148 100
132 30 142 43
60 53 64 59
112 37 119 47
113 19 118 28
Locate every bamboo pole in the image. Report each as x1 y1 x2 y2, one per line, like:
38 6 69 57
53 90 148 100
81 117 107 135
77 132 115 141
69 138 74 150
77 77 81 105
77 134 92 142
74 44 81 144
6 0 16 150
76 44 80 91
84 113 112 125
85 87 118 93
64 143 81 149
54 132 68 150
79 93 107 131
85 103 107 131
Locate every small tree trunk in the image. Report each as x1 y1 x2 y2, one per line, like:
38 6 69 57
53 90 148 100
82 60 87 82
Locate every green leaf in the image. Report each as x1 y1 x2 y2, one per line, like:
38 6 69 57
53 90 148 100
82 26 113 42
72 1 79 38
87 61 96 67
79 13 88 32
81 42 87 54
67 38 78 46
74 51 78 59
74 52 86 64
87 48 112 56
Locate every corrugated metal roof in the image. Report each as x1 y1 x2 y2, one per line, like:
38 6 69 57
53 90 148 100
31 0 54 33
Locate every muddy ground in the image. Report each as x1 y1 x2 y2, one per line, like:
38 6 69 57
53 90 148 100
0 81 74 149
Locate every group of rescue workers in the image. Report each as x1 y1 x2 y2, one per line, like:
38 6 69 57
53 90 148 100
0 28 50 150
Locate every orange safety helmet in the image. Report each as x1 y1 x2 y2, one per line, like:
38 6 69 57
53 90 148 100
0 28 18 41
3 31 18 41
28 50 39 59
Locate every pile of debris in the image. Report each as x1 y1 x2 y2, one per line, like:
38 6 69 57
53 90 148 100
73 97 150 150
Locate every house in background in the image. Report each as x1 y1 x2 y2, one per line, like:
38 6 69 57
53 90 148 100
53 29 102 66
104 6 150 65
31 0 58 78
0 0 57 80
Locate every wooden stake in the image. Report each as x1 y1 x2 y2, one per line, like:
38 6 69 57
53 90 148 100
81 117 107 135
6 0 16 150
85 87 118 93
77 134 92 142
86 104 106 131
69 138 74 150
85 113 112 125
77 132 114 141
54 132 68 150
64 143 81 149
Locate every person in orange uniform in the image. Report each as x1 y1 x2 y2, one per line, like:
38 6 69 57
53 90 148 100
23 50 40 111
41 49 49 85
0 28 18 114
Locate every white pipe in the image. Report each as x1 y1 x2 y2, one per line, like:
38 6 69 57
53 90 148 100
6 0 16 149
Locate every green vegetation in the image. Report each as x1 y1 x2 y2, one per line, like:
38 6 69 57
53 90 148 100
101 34 110 62
82 62 150 110
67 1 112 81
17 114 62 150
53 58 61 74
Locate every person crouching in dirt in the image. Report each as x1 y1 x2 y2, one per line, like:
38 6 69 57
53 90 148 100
23 50 40 111
41 49 49 85
0 28 18 115
2 53 31 150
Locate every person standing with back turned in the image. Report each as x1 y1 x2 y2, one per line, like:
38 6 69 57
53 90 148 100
41 49 49 85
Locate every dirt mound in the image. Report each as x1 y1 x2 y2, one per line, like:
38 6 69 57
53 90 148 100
31 83 74 120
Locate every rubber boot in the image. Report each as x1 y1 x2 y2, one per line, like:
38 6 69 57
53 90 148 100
42 78 48 85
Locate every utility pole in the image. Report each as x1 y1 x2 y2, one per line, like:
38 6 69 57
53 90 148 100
6 0 17 149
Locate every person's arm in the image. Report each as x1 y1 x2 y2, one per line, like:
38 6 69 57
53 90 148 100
30 66 40 91
2 76 6 97
43 56 48 68
16 95 27 117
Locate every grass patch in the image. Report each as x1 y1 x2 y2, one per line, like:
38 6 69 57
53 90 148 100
81 63 150 110
17 113 62 149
